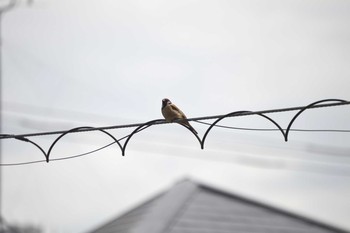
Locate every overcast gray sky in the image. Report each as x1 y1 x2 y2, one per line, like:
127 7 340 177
1 0 350 232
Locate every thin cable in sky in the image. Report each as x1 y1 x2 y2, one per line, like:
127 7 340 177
0 126 150 166
0 142 117 166
1 124 350 166
1 99 349 140
2 135 350 178
194 120 350 132
1 99 349 166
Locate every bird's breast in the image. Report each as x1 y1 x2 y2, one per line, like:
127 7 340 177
162 106 180 122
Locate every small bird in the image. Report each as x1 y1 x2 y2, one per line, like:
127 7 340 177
161 98 198 134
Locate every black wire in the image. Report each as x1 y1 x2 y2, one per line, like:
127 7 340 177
0 142 117 166
2 123 350 166
1 100 349 140
194 120 350 132
0 159 46 166
0 124 151 166
1 100 350 166
50 141 117 162
4 140 350 178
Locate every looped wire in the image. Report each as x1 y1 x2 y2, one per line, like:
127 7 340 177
284 99 348 141
0 134 47 160
47 127 122 162
200 111 285 149
0 98 349 166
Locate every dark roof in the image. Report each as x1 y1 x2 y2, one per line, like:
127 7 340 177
88 179 349 233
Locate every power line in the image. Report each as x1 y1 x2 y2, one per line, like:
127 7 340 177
0 128 145 166
0 98 349 166
0 124 151 166
0 99 349 140
1 122 349 166
2 122 350 166
0 142 117 166
2 135 350 179
194 120 350 132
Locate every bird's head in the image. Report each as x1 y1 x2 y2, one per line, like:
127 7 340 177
162 98 171 108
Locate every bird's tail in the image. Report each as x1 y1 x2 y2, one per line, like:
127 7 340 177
182 122 198 134
189 125 198 134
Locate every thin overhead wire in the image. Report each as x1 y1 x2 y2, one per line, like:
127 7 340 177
0 98 349 166
194 120 350 132
0 142 117 166
1 99 349 140
1 122 350 167
3 136 350 179
0 124 151 166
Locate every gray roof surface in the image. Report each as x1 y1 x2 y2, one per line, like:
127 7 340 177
90 193 163 233
89 180 348 233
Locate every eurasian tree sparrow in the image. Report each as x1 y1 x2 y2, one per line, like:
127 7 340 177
161 98 198 134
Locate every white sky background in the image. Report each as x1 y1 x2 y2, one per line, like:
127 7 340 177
1 0 350 232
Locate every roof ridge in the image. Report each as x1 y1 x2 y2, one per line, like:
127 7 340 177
88 178 350 233
163 181 200 233
130 179 198 233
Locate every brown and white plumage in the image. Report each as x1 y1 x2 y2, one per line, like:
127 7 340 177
161 98 198 134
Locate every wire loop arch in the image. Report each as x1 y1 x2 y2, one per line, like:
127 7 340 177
0 134 47 161
47 126 122 162
121 119 161 156
179 123 202 147
1 98 350 166
121 119 202 155
285 99 348 141
200 111 285 149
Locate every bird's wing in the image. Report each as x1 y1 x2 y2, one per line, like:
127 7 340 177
170 104 187 118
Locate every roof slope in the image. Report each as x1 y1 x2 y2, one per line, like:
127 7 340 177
89 193 162 233
89 180 349 233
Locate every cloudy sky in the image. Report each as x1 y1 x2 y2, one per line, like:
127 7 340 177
1 0 350 232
